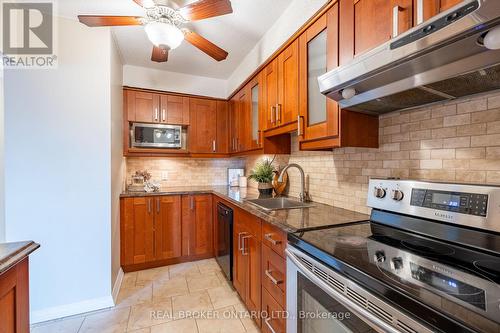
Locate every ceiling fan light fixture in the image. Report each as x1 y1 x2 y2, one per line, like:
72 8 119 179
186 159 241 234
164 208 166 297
144 21 184 50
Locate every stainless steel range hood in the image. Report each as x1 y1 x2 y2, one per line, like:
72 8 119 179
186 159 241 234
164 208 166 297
318 0 500 114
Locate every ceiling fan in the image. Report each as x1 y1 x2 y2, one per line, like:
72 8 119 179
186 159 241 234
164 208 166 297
78 0 232 63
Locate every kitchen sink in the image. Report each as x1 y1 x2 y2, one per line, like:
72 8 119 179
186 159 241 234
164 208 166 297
246 197 314 211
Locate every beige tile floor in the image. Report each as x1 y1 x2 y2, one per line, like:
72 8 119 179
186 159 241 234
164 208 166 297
31 259 261 333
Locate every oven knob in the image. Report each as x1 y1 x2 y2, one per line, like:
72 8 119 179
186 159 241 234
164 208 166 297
391 257 404 270
374 187 386 199
373 251 386 263
391 190 404 201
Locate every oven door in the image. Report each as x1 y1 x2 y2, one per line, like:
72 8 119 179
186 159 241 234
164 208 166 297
132 123 181 148
286 246 433 333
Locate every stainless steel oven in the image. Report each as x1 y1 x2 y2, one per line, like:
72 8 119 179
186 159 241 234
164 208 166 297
131 123 182 148
286 246 433 333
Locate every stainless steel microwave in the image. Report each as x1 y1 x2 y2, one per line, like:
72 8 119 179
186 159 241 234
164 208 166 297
131 123 182 148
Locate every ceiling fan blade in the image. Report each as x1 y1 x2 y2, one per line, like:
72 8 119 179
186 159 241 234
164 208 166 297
151 46 169 62
179 0 232 21
78 15 143 27
133 0 156 8
184 30 228 61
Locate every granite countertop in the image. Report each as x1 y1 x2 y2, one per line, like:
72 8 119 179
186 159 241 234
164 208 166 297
0 241 40 275
121 186 370 233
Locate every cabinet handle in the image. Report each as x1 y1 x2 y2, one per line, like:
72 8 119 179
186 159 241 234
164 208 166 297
241 235 251 255
156 197 160 214
276 104 281 123
190 196 194 210
148 198 152 214
265 269 283 285
297 115 304 137
257 130 261 146
264 233 281 246
162 109 166 122
237 232 247 251
154 108 159 121
392 6 403 38
270 106 276 124
416 0 424 25
212 140 216 152
264 318 277 333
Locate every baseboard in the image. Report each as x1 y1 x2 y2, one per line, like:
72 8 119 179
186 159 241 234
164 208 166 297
112 268 124 304
31 295 115 324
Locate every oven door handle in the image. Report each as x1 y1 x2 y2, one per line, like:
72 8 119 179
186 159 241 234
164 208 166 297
285 248 404 333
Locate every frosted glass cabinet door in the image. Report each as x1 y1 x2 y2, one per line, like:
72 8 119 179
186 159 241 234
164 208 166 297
251 84 259 142
307 29 328 126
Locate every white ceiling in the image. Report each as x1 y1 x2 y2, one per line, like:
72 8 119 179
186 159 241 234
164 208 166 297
58 0 293 79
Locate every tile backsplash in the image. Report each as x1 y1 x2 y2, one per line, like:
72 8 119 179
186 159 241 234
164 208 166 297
126 157 245 187
245 91 500 214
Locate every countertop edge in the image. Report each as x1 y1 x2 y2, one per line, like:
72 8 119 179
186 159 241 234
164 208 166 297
0 242 40 275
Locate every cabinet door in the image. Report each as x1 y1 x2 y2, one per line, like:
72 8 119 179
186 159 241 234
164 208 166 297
127 91 160 123
277 39 299 126
216 101 229 153
263 59 279 130
249 74 263 149
340 0 413 61
299 4 339 142
0 259 29 333
161 95 190 125
232 218 247 299
244 236 262 325
189 98 217 153
236 88 249 151
229 97 239 153
155 196 182 260
121 197 155 265
182 194 213 258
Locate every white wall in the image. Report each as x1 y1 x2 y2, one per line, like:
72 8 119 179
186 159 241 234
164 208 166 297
227 0 329 95
4 17 114 322
0 64 4 242
110 35 125 299
123 65 227 98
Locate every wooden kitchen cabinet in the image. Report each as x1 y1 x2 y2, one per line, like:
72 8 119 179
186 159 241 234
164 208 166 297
160 94 190 125
189 98 218 154
121 195 182 271
121 197 156 266
155 196 182 260
233 209 262 325
236 87 250 152
340 0 413 63
263 40 299 136
262 288 286 333
248 73 263 150
0 258 30 333
126 90 189 125
216 101 229 154
126 90 160 123
182 194 213 259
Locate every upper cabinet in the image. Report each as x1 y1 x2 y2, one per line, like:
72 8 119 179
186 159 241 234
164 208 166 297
126 90 189 125
298 4 339 147
189 98 218 154
248 74 263 150
263 40 299 135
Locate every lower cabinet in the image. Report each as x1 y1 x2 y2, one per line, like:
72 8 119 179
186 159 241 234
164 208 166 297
262 288 286 333
120 194 212 271
0 258 29 333
181 194 214 259
233 209 263 326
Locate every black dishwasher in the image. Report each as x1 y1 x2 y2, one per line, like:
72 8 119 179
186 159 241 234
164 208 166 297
216 202 233 281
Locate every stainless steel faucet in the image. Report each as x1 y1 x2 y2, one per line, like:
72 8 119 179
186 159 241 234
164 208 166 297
278 163 310 202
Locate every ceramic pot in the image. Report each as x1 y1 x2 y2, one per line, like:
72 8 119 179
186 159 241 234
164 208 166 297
258 182 273 195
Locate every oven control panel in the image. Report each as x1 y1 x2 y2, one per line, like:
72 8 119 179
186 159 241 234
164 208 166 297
367 178 500 233
410 189 488 217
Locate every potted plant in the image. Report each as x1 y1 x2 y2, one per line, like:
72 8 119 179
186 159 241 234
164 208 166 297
248 158 276 195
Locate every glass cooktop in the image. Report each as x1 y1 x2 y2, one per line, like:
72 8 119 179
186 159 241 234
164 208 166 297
288 221 500 333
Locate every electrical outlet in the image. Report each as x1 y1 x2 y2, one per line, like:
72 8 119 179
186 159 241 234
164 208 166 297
161 171 169 180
